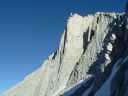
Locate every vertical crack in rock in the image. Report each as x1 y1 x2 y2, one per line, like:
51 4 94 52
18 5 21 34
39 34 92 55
83 31 89 51
63 28 67 54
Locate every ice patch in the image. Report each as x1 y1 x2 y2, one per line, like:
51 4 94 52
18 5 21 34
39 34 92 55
64 77 92 96
82 84 93 96
94 59 122 96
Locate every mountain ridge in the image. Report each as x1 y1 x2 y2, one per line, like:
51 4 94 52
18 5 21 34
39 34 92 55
3 4 128 96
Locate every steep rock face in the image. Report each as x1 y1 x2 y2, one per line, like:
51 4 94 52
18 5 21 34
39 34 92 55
3 5 128 96
63 12 125 96
3 14 94 96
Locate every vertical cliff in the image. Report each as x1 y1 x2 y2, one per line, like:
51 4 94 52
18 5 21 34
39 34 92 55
3 3 128 96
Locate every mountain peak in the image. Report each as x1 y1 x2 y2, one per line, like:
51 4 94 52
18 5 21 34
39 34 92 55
3 2 128 96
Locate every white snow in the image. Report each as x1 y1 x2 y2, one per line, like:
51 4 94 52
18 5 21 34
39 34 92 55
122 55 128 64
64 77 92 96
82 84 93 96
94 59 122 96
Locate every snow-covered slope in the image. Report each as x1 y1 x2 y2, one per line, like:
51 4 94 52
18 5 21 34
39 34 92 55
3 2 128 96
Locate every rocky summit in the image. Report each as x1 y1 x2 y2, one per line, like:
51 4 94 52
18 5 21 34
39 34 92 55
3 2 128 96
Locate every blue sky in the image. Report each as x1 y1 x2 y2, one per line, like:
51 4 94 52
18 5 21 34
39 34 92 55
0 0 126 94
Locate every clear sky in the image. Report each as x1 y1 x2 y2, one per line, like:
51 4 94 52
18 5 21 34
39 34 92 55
0 0 127 94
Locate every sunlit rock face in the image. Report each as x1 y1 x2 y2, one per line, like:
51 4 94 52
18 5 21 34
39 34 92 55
3 2 128 96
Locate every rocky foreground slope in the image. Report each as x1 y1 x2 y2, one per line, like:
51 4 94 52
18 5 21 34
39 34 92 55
3 4 128 96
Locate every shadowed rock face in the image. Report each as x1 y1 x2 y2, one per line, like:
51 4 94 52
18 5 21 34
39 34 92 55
3 3 128 96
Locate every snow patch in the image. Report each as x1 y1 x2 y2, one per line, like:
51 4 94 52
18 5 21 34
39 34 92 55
94 59 122 96
82 84 93 96
64 77 92 96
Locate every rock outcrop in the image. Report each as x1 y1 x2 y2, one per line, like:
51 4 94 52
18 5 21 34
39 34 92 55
3 2 128 96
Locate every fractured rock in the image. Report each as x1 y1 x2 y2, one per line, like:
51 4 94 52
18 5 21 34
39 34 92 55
3 2 128 96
